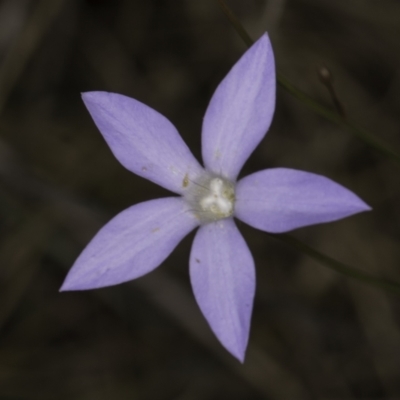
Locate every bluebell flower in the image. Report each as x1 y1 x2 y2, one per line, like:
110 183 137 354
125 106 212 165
61 34 370 361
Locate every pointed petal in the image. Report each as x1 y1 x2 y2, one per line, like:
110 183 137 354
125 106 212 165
201 33 276 180
189 219 255 361
235 168 371 233
61 198 199 290
82 92 204 194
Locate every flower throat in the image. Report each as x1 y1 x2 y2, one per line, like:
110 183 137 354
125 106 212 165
183 174 235 223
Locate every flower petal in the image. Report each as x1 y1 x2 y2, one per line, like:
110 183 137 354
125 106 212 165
82 92 204 194
235 168 371 233
189 218 255 362
201 33 276 180
61 197 199 290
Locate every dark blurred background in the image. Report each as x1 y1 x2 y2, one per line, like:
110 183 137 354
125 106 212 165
0 0 400 399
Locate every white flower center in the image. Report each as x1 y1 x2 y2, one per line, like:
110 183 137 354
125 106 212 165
200 178 234 216
183 174 235 223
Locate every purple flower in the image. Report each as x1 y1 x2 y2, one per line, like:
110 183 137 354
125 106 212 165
61 34 370 361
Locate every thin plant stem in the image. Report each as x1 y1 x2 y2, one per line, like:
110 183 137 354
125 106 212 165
269 233 400 295
318 66 346 118
217 0 400 164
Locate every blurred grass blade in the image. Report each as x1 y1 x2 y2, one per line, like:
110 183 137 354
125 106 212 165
277 75 400 164
217 0 253 47
270 233 400 295
217 0 400 164
0 0 67 114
